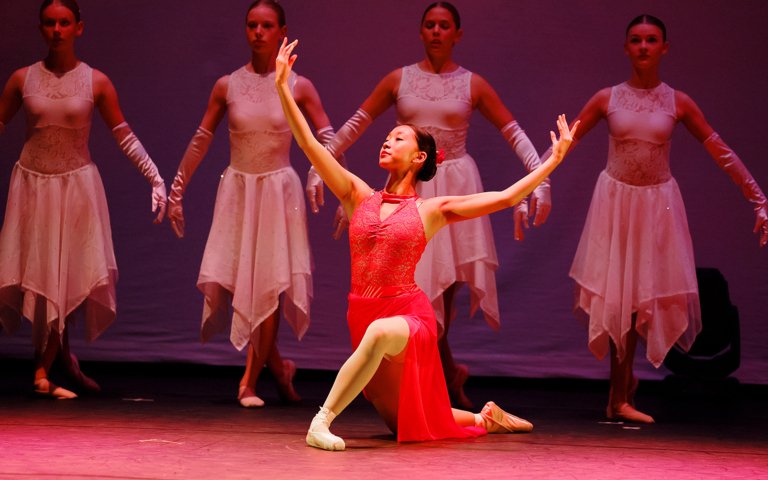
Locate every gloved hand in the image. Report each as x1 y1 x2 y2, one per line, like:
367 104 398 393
305 166 324 214
704 132 768 247
169 126 213 238
112 122 166 223
502 120 551 227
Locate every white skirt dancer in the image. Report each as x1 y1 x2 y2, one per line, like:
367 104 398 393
198 165 312 350
0 162 117 350
570 170 702 367
415 153 500 333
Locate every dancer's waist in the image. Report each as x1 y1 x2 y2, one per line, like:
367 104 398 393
349 283 420 298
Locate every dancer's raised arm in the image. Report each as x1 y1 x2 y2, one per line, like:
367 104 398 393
419 115 578 238
275 39 370 209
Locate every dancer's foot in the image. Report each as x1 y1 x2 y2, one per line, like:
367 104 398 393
447 363 473 410
607 402 655 424
63 353 101 393
34 379 77 400
306 406 345 451
479 401 533 433
238 386 265 408
276 359 301 403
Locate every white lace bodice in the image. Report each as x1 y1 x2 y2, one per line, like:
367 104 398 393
226 67 296 173
605 82 677 185
20 62 94 174
396 64 472 160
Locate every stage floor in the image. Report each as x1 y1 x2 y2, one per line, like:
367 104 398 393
1 359 766 479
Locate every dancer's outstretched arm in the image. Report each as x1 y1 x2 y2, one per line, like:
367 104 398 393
275 39 371 212
420 115 579 239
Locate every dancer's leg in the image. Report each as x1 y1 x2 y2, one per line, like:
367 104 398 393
307 316 410 451
58 319 100 393
34 327 76 399
439 283 473 409
607 323 654 423
267 342 301 403
238 309 279 407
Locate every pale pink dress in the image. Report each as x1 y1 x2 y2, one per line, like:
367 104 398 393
0 62 117 350
397 64 500 332
570 82 702 367
198 68 311 350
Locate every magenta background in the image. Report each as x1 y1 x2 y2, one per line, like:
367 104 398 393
1 0 766 383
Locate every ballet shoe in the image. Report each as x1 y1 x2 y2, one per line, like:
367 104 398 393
447 363 474 410
480 401 533 433
306 406 345 451
276 359 301 403
34 379 77 400
238 386 265 408
63 353 101 393
606 402 655 424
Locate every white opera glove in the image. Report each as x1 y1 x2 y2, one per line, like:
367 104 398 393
305 125 338 213
704 132 768 247
326 108 373 159
502 121 551 228
169 126 213 238
112 122 166 224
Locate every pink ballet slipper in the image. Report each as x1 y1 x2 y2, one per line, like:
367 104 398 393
238 386 265 408
306 407 345 451
34 379 77 400
607 402 655 424
479 401 533 433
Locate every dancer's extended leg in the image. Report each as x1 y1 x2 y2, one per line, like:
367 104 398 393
306 316 410 451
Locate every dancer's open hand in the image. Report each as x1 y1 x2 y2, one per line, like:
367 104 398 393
276 38 298 87
550 114 579 163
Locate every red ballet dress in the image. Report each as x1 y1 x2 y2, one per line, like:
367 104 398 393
347 190 485 442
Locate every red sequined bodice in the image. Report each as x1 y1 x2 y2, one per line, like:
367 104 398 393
349 191 426 297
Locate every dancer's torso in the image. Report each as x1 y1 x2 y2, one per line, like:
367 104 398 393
20 61 94 174
349 192 426 297
226 67 296 174
605 82 678 186
396 64 472 161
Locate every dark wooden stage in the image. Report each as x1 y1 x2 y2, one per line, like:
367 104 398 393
1 359 766 479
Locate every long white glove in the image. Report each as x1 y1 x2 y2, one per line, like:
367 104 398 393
305 126 339 213
111 122 166 224
502 121 551 240
326 108 373 159
168 126 214 237
704 132 768 247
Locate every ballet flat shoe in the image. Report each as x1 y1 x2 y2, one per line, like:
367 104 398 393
238 386 265 408
480 401 534 433
606 403 655 424
306 429 345 451
34 379 77 400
